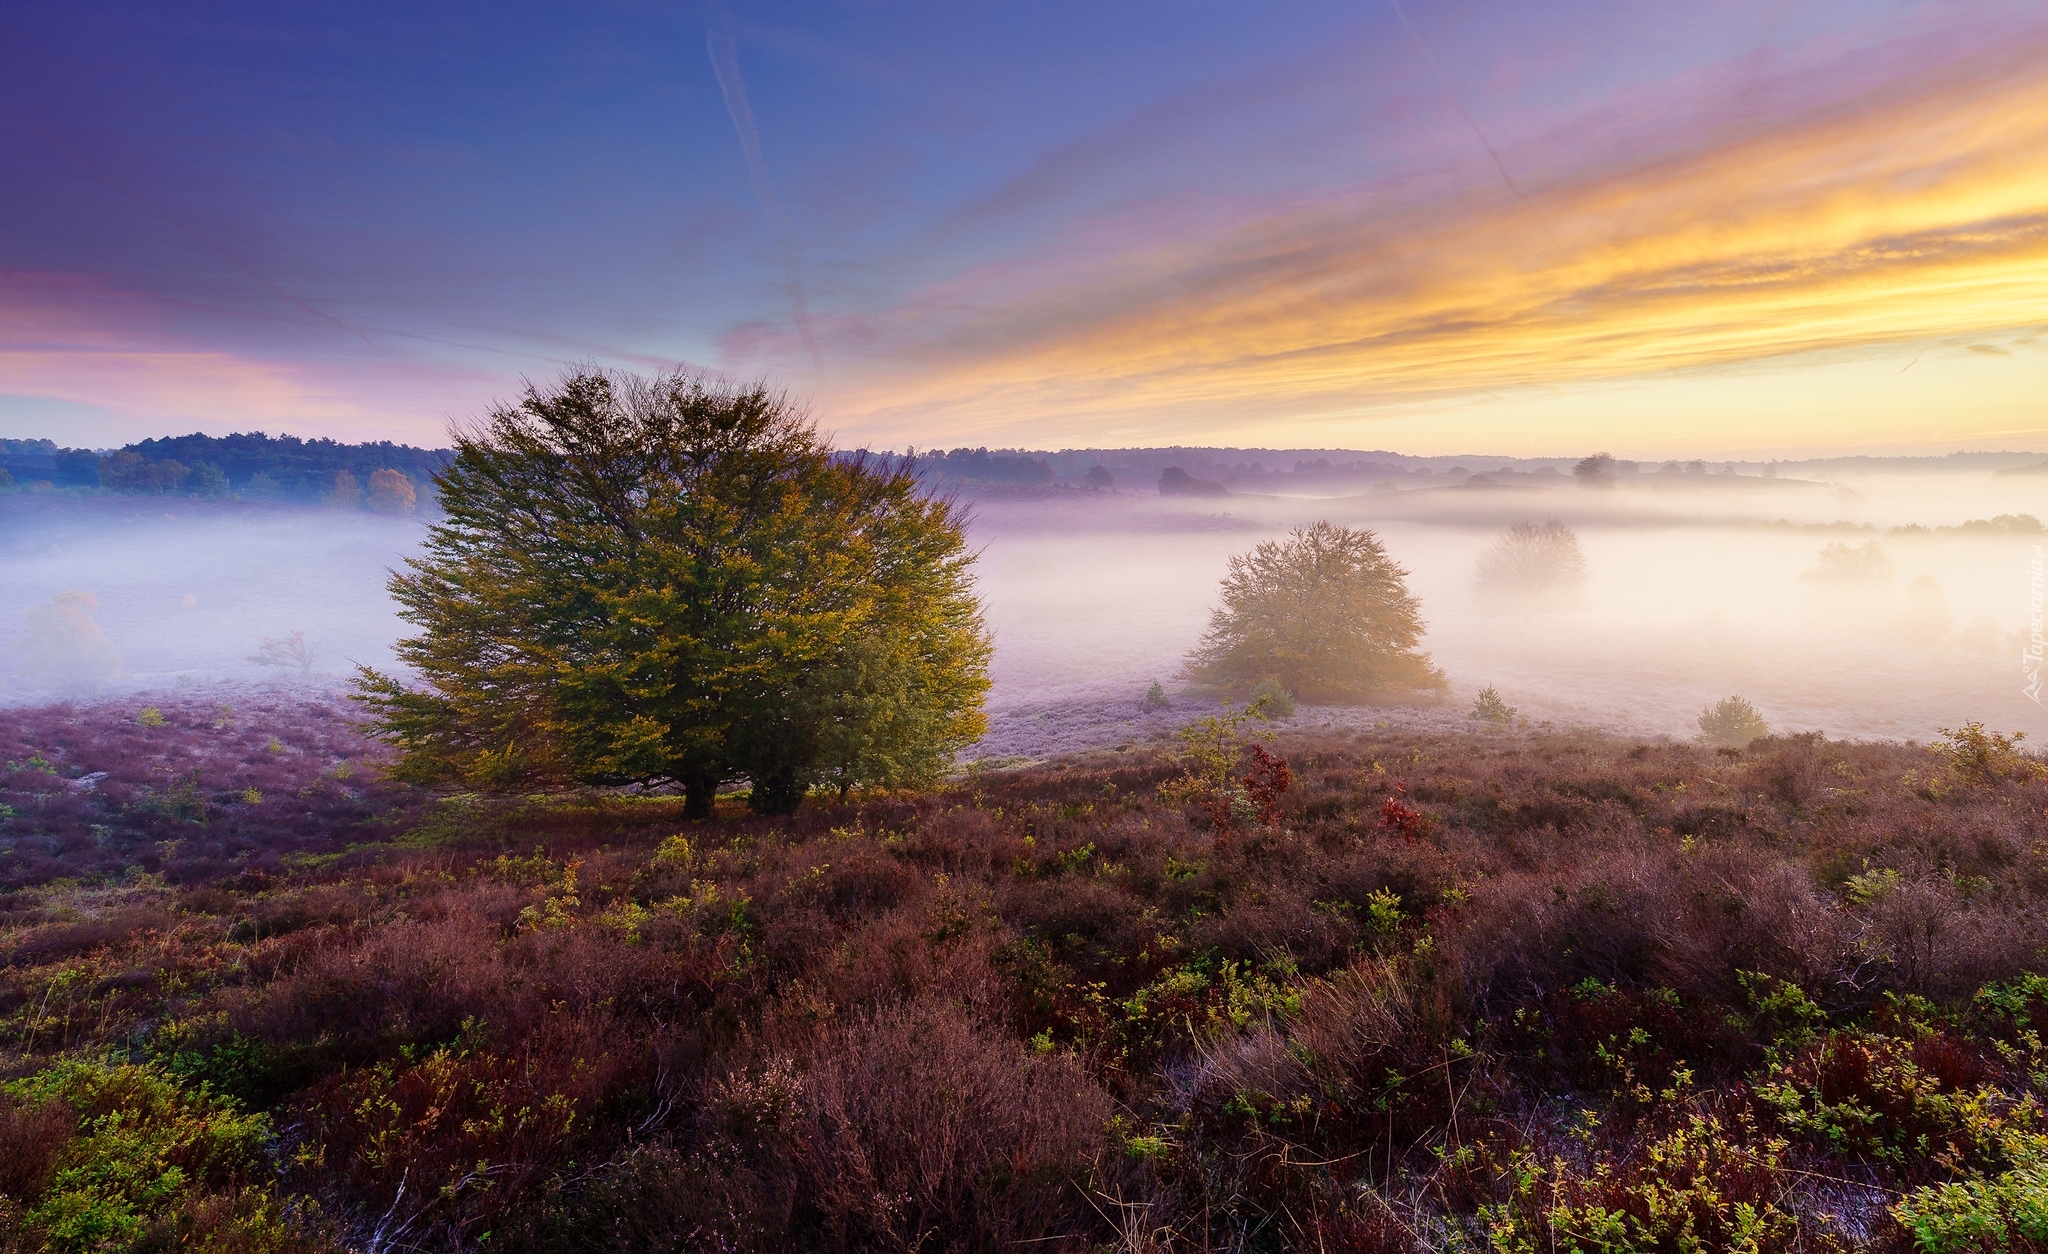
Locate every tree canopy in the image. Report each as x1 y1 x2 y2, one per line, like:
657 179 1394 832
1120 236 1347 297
354 369 991 815
1183 520 1444 703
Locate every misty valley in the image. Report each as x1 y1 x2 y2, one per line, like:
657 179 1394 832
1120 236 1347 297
3 428 2047 1252
7 445 2044 749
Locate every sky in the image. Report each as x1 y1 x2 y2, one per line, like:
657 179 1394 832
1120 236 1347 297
3 0 2047 456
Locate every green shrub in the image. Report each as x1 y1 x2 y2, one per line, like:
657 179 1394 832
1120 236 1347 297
1470 685 1516 726
3 1059 288 1253
1697 695 1768 748
1894 1143 2048 1253
1249 676 1296 718
1932 722 2045 785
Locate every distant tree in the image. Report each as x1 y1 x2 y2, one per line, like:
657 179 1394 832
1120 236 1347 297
188 461 228 498
22 591 122 692
249 631 315 674
0 466 14 494
1159 466 1228 497
1184 521 1444 702
326 469 363 509
1800 541 1892 585
98 450 190 495
354 368 991 817
1697 696 1769 748
365 468 418 515
1572 453 1616 488
1084 465 1114 491
1474 519 1589 611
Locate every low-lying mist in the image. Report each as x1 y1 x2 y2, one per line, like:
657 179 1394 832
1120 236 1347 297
6 464 2045 748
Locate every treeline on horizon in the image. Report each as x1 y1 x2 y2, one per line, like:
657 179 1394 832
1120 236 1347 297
0 433 450 506
5 433 2047 506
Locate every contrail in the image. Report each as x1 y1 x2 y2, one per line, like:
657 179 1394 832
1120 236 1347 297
1384 0 1558 252
706 11 824 379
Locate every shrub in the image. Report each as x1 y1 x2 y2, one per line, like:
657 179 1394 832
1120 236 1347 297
1697 695 1768 748
1932 722 2045 785
1184 520 1445 702
1894 1157 2048 1253
1249 676 1296 718
2 1059 291 1254
793 999 1112 1250
1144 681 1169 708
1470 685 1516 726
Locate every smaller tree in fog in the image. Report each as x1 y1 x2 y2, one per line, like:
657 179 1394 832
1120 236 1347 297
1185 521 1444 703
1474 518 1588 612
365 468 417 515
1697 696 1769 748
1573 453 1616 488
22 591 122 692
250 630 315 674
1800 540 1892 585
326 469 363 509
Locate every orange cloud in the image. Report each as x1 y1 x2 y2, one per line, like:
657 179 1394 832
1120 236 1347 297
811 37 2048 449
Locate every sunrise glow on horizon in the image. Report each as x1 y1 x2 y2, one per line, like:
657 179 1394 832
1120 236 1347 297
4 0 2046 457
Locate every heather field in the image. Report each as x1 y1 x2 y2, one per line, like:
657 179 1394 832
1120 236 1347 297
4 693 2046 1252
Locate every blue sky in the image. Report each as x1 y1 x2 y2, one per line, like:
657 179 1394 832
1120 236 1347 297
4 0 2046 453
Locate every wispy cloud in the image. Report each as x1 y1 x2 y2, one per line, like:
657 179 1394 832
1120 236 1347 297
793 22 2048 446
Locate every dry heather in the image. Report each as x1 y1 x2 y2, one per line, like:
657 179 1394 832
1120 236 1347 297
2 694 2045 1252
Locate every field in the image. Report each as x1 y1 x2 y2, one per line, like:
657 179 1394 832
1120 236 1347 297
4 693 2046 1251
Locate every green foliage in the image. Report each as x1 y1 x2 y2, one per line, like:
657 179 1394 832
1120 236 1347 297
3 1058 281 1253
1471 685 1517 726
1161 699 1269 799
1184 520 1446 702
1895 1157 2048 1253
1248 675 1296 718
1697 695 1769 748
1145 680 1169 708
136 706 165 728
354 369 991 816
1933 722 2045 785
1482 1110 1807 1254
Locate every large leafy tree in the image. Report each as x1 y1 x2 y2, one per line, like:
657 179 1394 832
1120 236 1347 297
354 369 990 816
1184 520 1445 702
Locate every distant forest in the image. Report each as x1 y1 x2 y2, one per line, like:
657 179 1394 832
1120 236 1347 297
0 433 452 505
6 434 2045 505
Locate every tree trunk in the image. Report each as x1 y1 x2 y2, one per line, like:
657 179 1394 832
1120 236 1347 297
683 777 715 821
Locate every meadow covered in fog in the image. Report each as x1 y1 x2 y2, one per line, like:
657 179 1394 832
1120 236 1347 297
6 463 2045 750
